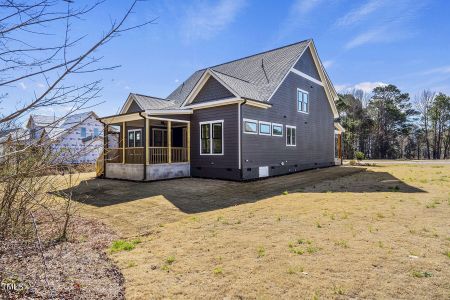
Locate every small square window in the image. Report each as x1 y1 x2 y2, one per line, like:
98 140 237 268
272 123 283 137
259 121 271 136
243 119 258 134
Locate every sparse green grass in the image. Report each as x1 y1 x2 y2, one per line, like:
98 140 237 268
412 271 433 278
335 240 349 248
165 256 175 265
306 246 320 254
444 250 450 259
287 265 304 274
110 239 141 253
282 191 289 195
213 267 223 275
257 246 265 258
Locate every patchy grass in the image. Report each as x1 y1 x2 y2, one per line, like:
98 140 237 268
109 239 141 253
72 164 450 299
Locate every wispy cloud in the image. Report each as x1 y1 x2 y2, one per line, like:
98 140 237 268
336 81 388 93
19 82 27 90
336 0 386 27
182 0 246 41
341 0 428 49
274 0 323 42
421 65 450 75
322 60 334 68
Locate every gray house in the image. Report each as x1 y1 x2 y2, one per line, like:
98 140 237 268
98 39 344 181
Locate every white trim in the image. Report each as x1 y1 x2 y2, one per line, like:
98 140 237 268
291 68 323 86
146 116 190 124
120 94 143 114
286 125 296 147
271 123 283 137
100 113 142 124
181 69 240 107
243 118 258 135
267 43 310 102
245 99 271 109
199 120 224 156
185 98 242 109
334 122 345 133
258 121 272 136
297 88 310 114
146 109 193 115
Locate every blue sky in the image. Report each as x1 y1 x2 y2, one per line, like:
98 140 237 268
8 0 450 117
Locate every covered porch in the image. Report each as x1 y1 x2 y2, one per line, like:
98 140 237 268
99 112 191 181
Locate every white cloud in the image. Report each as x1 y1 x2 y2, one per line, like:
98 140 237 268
36 83 46 88
336 81 388 93
174 79 180 83
322 60 334 68
421 65 450 75
345 27 389 49
336 0 386 27
183 0 246 41
19 82 27 90
291 0 323 14
124 85 130 90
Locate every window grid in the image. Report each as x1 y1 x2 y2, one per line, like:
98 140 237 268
297 88 309 113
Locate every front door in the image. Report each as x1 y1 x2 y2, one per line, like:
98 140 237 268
152 128 167 147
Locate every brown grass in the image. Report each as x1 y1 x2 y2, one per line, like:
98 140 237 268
72 164 450 299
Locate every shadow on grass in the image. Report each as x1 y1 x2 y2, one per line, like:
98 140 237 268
58 166 425 214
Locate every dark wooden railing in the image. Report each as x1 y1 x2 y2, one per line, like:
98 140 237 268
105 147 188 164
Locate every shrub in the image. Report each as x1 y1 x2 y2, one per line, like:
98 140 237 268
355 151 365 161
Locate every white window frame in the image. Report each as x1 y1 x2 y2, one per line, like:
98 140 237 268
271 123 283 137
128 129 142 148
199 120 224 155
297 88 309 114
258 121 272 136
243 118 258 135
286 125 296 146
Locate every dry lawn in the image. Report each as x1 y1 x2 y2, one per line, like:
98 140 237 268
71 164 450 299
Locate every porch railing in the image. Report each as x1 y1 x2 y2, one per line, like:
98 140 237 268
105 147 188 164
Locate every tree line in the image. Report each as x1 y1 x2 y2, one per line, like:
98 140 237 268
337 84 450 160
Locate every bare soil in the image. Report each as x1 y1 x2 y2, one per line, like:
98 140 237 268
67 164 450 299
0 215 124 299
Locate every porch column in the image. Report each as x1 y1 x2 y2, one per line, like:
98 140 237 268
187 123 190 162
122 121 126 164
145 118 149 165
167 121 172 163
103 123 108 178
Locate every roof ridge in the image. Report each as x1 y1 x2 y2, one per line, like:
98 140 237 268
206 39 311 70
132 93 173 102
211 69 251 84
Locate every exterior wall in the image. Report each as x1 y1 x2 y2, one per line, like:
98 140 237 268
190 104 241 180
52 115 104 164
293 48 321 81
191 76 234 104
147 162 190 180
106 163 144 181
241 66 334 180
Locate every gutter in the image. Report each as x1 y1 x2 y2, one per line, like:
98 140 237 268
239 99 247 179
139 112 147 181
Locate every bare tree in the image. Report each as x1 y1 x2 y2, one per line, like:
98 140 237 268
414 90 435 159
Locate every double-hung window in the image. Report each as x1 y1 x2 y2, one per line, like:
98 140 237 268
128 129 142 147
272 123 283 137
243 119 258 134
200 120 223 155
258 121 271 136
286 125 296 146
297 88 309 113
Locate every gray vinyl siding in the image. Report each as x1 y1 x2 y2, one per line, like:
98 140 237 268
126 100 143 113
293 48 320 81
241 71 334 179
192 76 235 104
190 104 240 179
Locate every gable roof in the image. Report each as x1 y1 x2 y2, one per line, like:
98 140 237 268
120 39 338 117
28 114 58 128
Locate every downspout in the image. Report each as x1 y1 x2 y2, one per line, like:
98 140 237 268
239 99 247 180
98 119 107 179
139 112 147 181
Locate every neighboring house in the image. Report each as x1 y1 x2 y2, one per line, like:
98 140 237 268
0 128 30 158
26 111 104 164
99 39 344 181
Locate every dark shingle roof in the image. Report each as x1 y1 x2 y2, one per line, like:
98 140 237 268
134 39 311 109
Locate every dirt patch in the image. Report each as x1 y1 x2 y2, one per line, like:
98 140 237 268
0 215 124 299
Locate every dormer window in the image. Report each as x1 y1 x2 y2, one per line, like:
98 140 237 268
297 88 309 113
